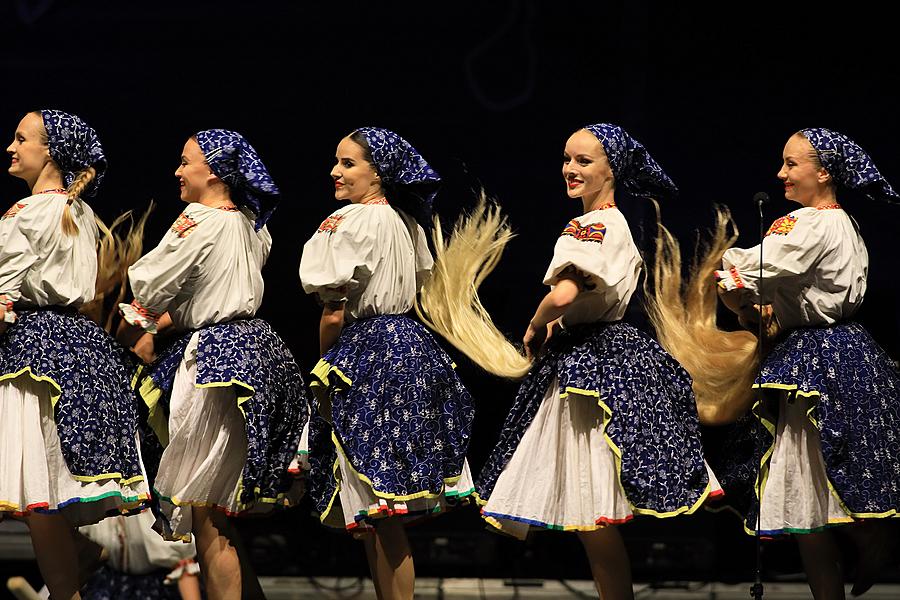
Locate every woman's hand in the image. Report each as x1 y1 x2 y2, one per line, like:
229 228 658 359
131 333 157 364
523 320 548 361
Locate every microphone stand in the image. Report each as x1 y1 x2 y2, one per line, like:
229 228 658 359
750 192 768 600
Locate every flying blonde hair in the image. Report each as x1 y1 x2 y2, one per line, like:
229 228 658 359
416 193 533 379
644 202 760 425
80 202 155 331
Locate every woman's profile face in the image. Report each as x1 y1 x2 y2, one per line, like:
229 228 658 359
777 134 831 206
175 137 215 203
562 129 614 201
6 112 52 184
331 136 382 204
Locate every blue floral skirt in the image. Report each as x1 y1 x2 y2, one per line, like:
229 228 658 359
307 315 476 530
135 319 308 539
711 322 900 535
476 321 718 537
0 309 149 524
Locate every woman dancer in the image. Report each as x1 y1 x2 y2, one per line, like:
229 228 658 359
1 109 149 600
299 127 475 600
117 129 307 600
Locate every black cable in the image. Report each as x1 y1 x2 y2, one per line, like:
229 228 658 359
751 192 767 600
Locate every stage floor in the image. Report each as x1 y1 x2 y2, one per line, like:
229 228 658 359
258 577 900 598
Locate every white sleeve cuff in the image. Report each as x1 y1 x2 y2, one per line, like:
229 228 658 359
118 300 159 334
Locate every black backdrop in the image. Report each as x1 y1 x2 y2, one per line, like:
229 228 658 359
2 0 898 585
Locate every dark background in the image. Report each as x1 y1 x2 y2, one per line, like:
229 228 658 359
2 0 898 589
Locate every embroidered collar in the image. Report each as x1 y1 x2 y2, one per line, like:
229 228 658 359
816 203 842 210
595 201 616 210
35 188 67 195
362 197 389 205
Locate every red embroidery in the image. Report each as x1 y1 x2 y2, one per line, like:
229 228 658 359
561 219 607 243
317 214 344 234
170 213 198 238
2 202 26 220
816 204 842 211
129 299 160 322
362 197 389 205
766 215 798 236
218 206 240 212
596 201 617 210
729 267 745 289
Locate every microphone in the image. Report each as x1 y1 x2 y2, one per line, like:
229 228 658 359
753 192 770 206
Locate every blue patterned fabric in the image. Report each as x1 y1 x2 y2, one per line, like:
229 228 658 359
477 321 711 516
583 123 678 200
39 109 107 197
356 127 441 211
194 129 280 229
307 315 474 523
800 128 899 204
0 309 143 482
714 322 900 532
138 319 308 505
82 565 181 600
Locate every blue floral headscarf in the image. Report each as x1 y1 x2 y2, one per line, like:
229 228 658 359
800 128 899 204
583 123 678 200
194 129 280 229
355 127 441 212
39 109 107 197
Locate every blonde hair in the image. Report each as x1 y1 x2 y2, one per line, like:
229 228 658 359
60 166 97 236
416 193 532 379
79 202 154 331
643 202 760 425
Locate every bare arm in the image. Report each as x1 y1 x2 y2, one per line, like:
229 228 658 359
523 276 582 360
319 302 346 356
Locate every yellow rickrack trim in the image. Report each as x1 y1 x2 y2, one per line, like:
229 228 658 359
577 387 713 519
195 379 255 420
310 358 353 389
747 383 900 536
319 430 467 525
159 484 296 514
0 368 146 486
1 366 62 409
133 365 169 447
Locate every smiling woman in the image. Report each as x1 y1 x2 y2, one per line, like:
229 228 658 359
1 109 150 600
299 127 475 600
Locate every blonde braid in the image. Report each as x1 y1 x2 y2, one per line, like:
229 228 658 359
643 202 759 425
79 202 154 331
416 193 532 379
61 166 97 236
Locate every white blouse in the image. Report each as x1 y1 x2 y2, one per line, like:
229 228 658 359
299 201 432 323
543 204 642 326
0 192 98 309
715 205 867 329
121 203 271 332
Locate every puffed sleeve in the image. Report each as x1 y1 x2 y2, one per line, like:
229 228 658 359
299 207 377 303
0 201 52 305
542 217 631 291
716 211 825 298
119 210 215 332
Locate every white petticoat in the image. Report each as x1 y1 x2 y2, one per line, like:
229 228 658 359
0 375 149 526
759 392 850 534
481 376 722 540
